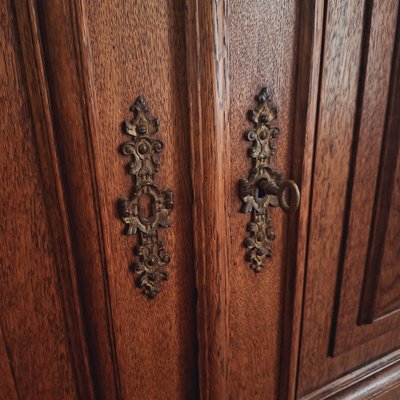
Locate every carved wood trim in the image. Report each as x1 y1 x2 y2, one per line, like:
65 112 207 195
13 0 96 398
185 1 231 398
300 350 400 400
279 0 326 398
34 0 122 398
358 9 400 324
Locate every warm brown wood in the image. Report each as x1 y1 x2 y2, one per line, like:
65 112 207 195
186 0 309 398
2 0 399 398
34 0 198 399
34 1 122 396
279 1 325 398
359 17 400 321
185 1 230 398
332 0 400 353
227 2 301 398
0 0 93 398
0 328 17 400
301 349 400 400
298 0 400 397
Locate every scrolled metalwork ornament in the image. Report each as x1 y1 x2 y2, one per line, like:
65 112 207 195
239 88 300 272
118 96 174 298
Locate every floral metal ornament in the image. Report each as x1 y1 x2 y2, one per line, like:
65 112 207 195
118 96 174 298
239 88 300 272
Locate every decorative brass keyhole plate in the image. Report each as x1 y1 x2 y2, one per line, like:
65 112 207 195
239 88 300 272
118 96 174 298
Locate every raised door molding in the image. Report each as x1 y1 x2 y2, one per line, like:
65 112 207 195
298 0 400 397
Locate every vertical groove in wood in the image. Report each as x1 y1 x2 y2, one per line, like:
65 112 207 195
327 0 400 354
328 0 374 347
34 0 122 398
12 0 95 398
277 0 326 398
359 4 400 322
298 0 400 395
185 1 230 398
65 1 123 397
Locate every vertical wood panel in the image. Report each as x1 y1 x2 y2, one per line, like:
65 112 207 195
187 0 302 397
0 0 91 397
298 0 400 396
185 1 231 398
37 0 197 398
298 0 367 394
332 0 400 351
37 1 120 399
279 0 325 398
35 0 121 397
364 17 400 319
228 1 299 398
74 1 197 399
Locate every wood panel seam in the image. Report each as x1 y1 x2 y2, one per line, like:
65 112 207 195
328 0 373 354
295 0 329 395
13 1 95 397
65 0 123 397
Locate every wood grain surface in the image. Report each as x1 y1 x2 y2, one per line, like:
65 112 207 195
301 349 400 400
361 9 400 320
3 0 399 398
186 0 305 398
279 0 325 398
35 0 198 399
332 0 400 353
0 0 93 398
298 0 400 397
0 327 17 400
184 1 230 398
227 1 300 398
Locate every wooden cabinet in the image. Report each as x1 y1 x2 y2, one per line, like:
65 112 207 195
0 0 399 399
298 1 400 398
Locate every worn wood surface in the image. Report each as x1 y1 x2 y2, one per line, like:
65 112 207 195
0 0 93 398
298 0 400 396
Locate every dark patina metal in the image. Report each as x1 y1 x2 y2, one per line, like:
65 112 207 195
239 88 300 272
118 96 174 298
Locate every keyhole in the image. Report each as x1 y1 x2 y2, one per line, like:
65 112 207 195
258 178 269 198
138 193 155 221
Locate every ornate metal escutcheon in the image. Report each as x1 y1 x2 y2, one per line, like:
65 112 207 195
118 96 174 298
239 88 300 272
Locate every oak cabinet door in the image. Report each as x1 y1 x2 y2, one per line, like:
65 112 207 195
297 0 400 398
36 1 198 399
2 0 197 399
3 0 400 399
186 1 312 399
1 0 312 398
